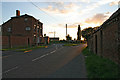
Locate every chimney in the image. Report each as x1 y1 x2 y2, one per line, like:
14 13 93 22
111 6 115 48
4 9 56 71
16 10 20 16
66 24 67 37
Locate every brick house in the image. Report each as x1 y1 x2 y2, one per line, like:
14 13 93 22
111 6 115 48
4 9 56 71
87 8 120 64
1 10 44 48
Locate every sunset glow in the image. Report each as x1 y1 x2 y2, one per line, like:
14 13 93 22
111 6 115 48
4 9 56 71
1 0 119 40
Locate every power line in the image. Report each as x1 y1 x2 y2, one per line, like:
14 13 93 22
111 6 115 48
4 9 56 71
27 0 64 39
27 0 58 21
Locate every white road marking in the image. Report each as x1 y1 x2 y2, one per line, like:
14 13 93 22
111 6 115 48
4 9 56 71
3 66 18 74
50 50 56 54
32 50 56 61
32 56 43 61
32 45 65 62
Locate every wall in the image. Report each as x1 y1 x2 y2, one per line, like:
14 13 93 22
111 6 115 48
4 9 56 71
102 20 118 62
1 35 33 48
117 12 120 64
2 36 9 48
1 14 44 48
87 8 120 64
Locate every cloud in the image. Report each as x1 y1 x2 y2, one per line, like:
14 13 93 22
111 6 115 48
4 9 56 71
66 24 78 28
41 2 80 14
58 24 77 28
79 0 116 15
80 0 90 3
57 22 85 28
105 12 111 14
42 5 70 14
48 32 54 34
85 13 108 25
109 1 119 6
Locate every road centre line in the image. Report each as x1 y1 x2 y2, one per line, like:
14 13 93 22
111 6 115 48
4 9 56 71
3 66 18 74
32 46 64 62
3 46 64 73
32 50 56 62
32 56 43 61
50 50 56 54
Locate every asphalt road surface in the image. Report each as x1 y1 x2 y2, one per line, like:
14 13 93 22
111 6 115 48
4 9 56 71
2 43 87 78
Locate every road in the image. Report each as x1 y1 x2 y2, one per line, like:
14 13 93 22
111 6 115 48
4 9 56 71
2 43 87 78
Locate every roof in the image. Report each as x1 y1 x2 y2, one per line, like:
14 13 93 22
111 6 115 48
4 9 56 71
101 8 120 27
93 8 120 34
11 14 35 19
2 14 43 26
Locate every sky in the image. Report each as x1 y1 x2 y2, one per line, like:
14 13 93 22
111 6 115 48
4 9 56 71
1 0 119 40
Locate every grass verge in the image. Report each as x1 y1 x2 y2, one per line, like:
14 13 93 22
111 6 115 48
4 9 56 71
1 45 47 52
82 47 120 78
16 45 47 52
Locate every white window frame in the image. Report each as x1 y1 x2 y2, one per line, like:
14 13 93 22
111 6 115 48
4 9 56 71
8 27 11 32
26 27 31 31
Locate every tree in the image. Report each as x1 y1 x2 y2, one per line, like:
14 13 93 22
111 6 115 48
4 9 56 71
82 27 94 41
82 26 100 41
66 34 72 40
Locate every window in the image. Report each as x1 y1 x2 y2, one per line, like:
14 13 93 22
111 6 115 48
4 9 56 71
33 35 36 42
26 27 31 31
40 26 42 33
37 26 39 28
40 28 42 35
24 18 28 21
8 27 11 32
40 35 42 37
115 18 118 21
37 29 39 33
40 27 42 29
34 34 36 37
34 27 36 32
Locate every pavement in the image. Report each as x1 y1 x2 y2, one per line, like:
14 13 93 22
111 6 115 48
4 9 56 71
2 43 87 78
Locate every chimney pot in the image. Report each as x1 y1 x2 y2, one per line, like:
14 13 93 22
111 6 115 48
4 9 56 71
16 10 20 16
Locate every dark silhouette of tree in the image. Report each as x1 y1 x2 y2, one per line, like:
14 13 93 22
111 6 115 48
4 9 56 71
77 25 81 40
66 34 72 40
82 27 94 41
82 26 100 41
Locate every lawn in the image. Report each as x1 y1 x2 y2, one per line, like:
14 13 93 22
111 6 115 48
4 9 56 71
82 47 120 78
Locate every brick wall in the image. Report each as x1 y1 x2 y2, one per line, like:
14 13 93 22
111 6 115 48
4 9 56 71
102 19 118 62
2 36 9 48
87 8 120 64
118 13 120 64
2 35 33 48
11 17 33 36
11 36 28 48
96 30 102 56
2 14 44 48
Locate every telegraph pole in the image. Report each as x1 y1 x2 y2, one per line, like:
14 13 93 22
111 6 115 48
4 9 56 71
66 24 67 36
66 24 67 40
54 31 56 38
